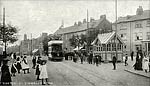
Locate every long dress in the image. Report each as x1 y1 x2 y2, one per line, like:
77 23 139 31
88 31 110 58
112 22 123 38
11 62 18 73
143 57 149 70
39 64 48 79
1 65 12 85
21 58 29 70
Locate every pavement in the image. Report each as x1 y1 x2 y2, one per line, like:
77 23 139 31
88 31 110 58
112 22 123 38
0 55 149 86
122 56 150 78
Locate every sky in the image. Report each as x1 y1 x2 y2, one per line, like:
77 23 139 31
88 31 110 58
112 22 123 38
0 0 150 42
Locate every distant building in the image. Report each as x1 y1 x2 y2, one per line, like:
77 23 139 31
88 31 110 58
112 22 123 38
113 6 150 54
54 15 112 52
8 33 48 55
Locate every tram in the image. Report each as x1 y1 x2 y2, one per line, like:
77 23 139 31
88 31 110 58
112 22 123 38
48 40 63 61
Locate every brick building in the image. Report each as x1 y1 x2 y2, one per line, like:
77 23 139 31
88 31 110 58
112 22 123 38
54 15 112 52
113 6 150 54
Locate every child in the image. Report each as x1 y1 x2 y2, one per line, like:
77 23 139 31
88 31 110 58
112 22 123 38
39 60 52 85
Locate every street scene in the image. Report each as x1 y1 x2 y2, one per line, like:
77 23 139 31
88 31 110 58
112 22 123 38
0 0 150 86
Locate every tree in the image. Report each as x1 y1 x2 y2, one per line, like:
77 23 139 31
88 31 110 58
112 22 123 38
0 23 18 56
69 34 87 48
69 35 77 48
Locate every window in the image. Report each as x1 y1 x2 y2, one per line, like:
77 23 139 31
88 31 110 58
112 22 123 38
146 20 150 27
135 32 143 40
147 32 150 40
120 23 127 30
135 24 142 28
107 44 111 51
120 33 127 40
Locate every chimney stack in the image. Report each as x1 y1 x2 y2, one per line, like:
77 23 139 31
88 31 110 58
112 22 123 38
100 15 106 20
78 21 82 26
90 17 95 22
83 19 86 23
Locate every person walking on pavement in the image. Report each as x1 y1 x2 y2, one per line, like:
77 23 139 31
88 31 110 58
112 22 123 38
32 55 36 69
16 57 22 74
125 54 128 66
131 51 134 61
112 54 117 70
80 53 84 64
36 56 42 80
143 55 149 73
1 59 12 86
89 51 93 64
95 55 99 66
21 56 30 74
99 55 102 65
11 61 18 76
39 60 52 85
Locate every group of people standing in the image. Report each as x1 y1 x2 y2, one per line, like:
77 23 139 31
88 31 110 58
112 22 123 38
0 53 30 86
133 51 150 73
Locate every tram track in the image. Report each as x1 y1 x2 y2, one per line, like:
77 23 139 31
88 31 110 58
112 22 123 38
63 61 127 86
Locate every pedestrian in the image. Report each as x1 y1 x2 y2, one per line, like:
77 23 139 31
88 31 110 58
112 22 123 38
133 53 139 70
1 59 12 86
13 53 16 60
112 54 117 70
11 61 18 76
95 55 99 66
125 54 128 66
39 60 52 85
16 57 22 73
89 51 93 64
143 55 149 73
32 55 36 69
131 51 134 61
99 55 102 65
21 56 30 74
80 53 84 64
73 53 78 63
35 56 42 80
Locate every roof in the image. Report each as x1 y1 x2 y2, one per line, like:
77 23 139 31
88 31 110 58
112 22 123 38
54 18 105 35
48 40 63 45
91 31 124 45
117 10 150 23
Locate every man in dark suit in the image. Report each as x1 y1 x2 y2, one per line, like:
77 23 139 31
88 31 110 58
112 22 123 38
112 54 117 70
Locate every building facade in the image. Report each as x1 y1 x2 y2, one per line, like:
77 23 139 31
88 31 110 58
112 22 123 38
113 6 150 54
54 15 112 52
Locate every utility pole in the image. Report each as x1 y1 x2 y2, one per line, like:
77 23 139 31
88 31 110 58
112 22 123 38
2 7 7 58
115 0 118 58
31 33 32 56
86 9 89 52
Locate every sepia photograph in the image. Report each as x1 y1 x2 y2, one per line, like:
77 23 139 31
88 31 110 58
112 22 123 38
0 0 150 86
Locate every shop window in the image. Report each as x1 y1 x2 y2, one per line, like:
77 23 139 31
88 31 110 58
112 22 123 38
135 21 142 28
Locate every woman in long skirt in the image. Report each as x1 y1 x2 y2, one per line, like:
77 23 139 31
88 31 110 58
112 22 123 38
16 57 22 73
143 55 149 73
1 60 12 86
21 56 30 74
11 61 18 76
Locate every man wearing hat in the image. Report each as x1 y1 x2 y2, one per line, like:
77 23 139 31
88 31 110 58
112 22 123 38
0 57 12 86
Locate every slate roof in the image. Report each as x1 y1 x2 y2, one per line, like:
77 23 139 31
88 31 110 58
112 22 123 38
91 31 124 45
54 18 105 35
117 10 150 23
